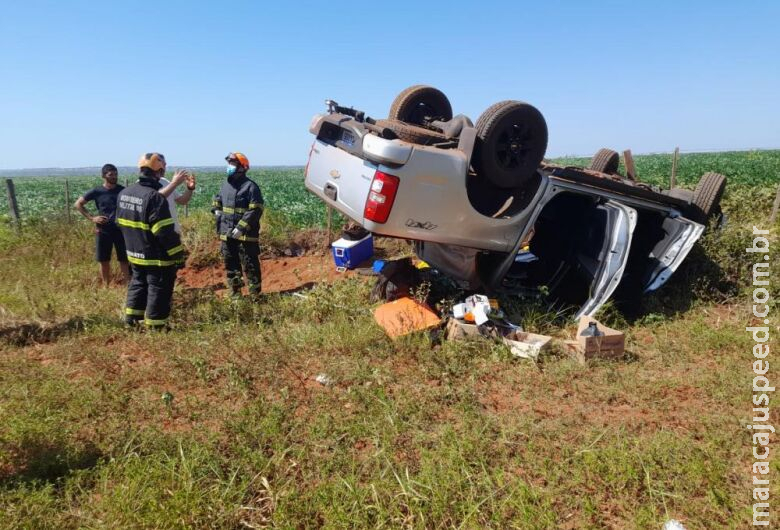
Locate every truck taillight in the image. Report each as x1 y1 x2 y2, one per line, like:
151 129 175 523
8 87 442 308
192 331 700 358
364 171 400 224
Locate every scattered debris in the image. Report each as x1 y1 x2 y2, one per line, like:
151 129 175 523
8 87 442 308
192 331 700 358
372 260 386 273
662 520 687 530
370 258 421 302
161 391 174 406
314 373 334 386
445 318 482 341
453 294 503 325
502 330 552 360
374 297 441 338
446 295 551 360
567 316 625 363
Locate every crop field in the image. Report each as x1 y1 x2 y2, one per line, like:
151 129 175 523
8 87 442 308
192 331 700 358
0 150 778 529
2 150 778 228
0 168 328 228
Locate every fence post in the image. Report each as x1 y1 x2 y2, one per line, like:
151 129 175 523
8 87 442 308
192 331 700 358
326 205 333 247
5 178 20 230
670 147 680 189
64 179 72 223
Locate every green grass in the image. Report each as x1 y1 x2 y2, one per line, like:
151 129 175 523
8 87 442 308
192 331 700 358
0 151 778 528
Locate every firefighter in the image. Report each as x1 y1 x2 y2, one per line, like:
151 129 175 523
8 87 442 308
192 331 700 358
117 153 187 329
213 152 264 298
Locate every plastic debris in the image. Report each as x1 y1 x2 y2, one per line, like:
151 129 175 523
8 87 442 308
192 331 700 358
452 295 504 326
580 321 604 337
314 373 333 386
372 260 386 273
161 391 174 406
662 520 687 530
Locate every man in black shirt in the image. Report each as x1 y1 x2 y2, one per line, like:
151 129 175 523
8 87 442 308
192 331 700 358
74 163 130 285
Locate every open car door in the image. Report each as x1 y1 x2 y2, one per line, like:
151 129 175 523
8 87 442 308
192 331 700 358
643 216 704 292
574 201 637 318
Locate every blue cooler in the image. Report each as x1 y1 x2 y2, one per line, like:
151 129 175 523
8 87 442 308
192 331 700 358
332 235 373 270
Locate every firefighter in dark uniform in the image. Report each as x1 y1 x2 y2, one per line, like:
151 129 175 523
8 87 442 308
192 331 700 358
213 152 263 298
117 153 186 328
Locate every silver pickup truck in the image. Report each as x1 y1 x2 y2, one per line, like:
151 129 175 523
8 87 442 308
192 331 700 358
305 86 726 318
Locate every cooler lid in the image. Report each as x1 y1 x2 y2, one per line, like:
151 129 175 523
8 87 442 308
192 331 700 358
331 234 372 249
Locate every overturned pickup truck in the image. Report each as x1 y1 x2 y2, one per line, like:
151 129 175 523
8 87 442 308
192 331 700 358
305 85 726 317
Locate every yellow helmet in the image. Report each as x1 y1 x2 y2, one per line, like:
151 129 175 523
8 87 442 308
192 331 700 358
138 152 167 172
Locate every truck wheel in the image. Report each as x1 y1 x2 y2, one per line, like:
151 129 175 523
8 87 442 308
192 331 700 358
374 119 446 145
589 148 620 174
389 85 453 126
474 101 548 188
691 172 727 224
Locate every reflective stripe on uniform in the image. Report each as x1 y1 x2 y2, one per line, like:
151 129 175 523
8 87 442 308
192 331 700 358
127 256 180 267
125 307 145 316
166 245 184 256
222 206 247 214
151 218 175 234
249 202 263 210
144 318 167 327
117 218 151 231
219 234 259 242
238 219 249 228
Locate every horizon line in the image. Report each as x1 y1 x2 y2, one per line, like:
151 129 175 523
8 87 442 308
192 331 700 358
1 147 778 174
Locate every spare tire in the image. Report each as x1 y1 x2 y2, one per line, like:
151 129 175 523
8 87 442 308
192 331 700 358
474 101 548 188
374 119 446 146
691 172 727 224
389 85 453 126
589 148 620 174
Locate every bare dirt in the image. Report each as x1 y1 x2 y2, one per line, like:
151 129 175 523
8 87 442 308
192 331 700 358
178 255 356 295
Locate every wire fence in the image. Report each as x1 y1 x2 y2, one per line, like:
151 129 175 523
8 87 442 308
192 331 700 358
1 168 332 229
2 151 779 229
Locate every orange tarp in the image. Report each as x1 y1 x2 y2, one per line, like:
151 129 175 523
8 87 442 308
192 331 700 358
373 297 441 338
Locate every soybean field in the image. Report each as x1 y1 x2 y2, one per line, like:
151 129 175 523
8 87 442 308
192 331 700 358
1 150 779 227
0 168 327 228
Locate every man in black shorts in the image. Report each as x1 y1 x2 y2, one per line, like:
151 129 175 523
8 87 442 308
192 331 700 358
74 163 130 285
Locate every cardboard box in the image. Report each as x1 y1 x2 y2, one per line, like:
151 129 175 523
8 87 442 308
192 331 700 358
574 316 625 362
502 331 552 361
332 235 373 270
445 318 482 340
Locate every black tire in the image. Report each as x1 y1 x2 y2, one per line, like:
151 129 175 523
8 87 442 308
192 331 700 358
589 148 620 174
389 85 453 126
691 172 727 224
474 101 548 188
374 119 446 145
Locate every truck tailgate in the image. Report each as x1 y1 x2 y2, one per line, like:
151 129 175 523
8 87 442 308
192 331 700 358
305 139 376 223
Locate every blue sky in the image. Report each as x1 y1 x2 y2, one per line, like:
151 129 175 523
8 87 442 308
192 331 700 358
0 0 777 169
